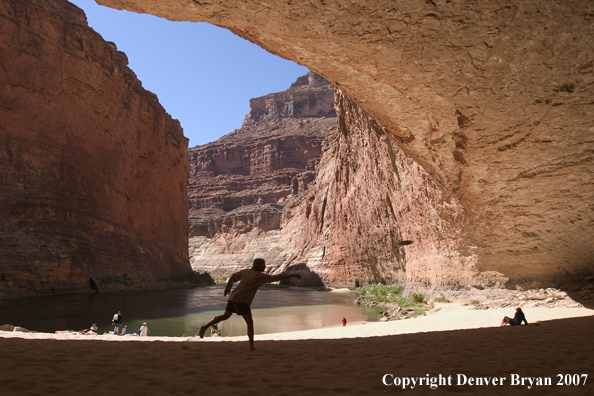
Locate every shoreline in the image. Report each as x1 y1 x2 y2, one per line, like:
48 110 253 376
2 303 592 343
2 304 593 395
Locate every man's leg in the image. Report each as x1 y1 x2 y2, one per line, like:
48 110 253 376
242 314 255 351
199 311 232 338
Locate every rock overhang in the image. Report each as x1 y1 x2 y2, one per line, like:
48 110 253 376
94 0 594 289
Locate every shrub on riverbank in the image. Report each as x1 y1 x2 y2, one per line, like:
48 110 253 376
434 293 452 303
356 285 430 320
358 285 405 304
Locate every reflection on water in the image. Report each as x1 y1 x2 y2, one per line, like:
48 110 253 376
0 285 382 337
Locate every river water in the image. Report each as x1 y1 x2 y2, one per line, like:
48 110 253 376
0 285 382 337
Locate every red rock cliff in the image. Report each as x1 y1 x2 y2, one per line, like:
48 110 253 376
0 0 191 295
188 73 335 275
279 91 503 288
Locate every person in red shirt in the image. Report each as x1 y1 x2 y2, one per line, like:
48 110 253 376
342 317 347 326
199 258 301 350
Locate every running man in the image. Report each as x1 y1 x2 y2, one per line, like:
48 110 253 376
199 258 301 350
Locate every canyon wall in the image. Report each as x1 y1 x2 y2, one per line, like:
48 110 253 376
188 72 335 277
100 0 594 289
278 91 503 288
0 0 191 296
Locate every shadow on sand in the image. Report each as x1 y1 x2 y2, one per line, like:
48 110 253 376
1 315 592 395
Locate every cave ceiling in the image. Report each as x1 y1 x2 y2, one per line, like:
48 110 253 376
96 0 594 286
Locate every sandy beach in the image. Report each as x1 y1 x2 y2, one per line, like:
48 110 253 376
1 303 593 395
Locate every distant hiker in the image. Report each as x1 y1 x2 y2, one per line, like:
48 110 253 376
198 258 301 350
501 308 528 326
342 317 347 326
139 322 150 337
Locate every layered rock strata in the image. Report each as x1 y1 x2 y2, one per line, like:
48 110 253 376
101 0 594 289
278 91 500 288
0 0 191 296
188 73 335 277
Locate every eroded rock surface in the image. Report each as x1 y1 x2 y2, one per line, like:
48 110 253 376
100 0 594 288
188 72 335 277
0 0 191 295
277 91 502 288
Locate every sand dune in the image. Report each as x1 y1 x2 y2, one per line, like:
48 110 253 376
1 304 593 395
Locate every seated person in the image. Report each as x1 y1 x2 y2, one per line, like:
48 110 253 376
501 308 528 326
81 324 98 334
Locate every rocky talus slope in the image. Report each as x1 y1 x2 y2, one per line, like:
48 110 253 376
0 0 191 296
188 73 335 277
101 0 594 289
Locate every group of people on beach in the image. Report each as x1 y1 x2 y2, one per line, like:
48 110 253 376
76 313 151 336
110 311 150 336
85 258 300 343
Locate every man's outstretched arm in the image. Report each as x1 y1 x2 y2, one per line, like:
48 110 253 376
261 272 302 283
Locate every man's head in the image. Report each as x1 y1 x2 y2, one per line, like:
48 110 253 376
252 258 266 272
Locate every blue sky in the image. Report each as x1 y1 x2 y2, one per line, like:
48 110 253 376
69 0 309 148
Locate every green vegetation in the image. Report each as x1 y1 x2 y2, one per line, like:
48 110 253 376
470 300 481 306
434 293 452 303
358 285 430 317
358 284 405 304
411 309 427 317
411 292 426 304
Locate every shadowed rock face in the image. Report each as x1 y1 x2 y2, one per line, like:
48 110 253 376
100 0 594 289
0 0 191 295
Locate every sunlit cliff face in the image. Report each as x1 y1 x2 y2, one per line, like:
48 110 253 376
96 0 594 288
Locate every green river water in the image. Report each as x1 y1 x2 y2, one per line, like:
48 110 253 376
0 284 383 337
